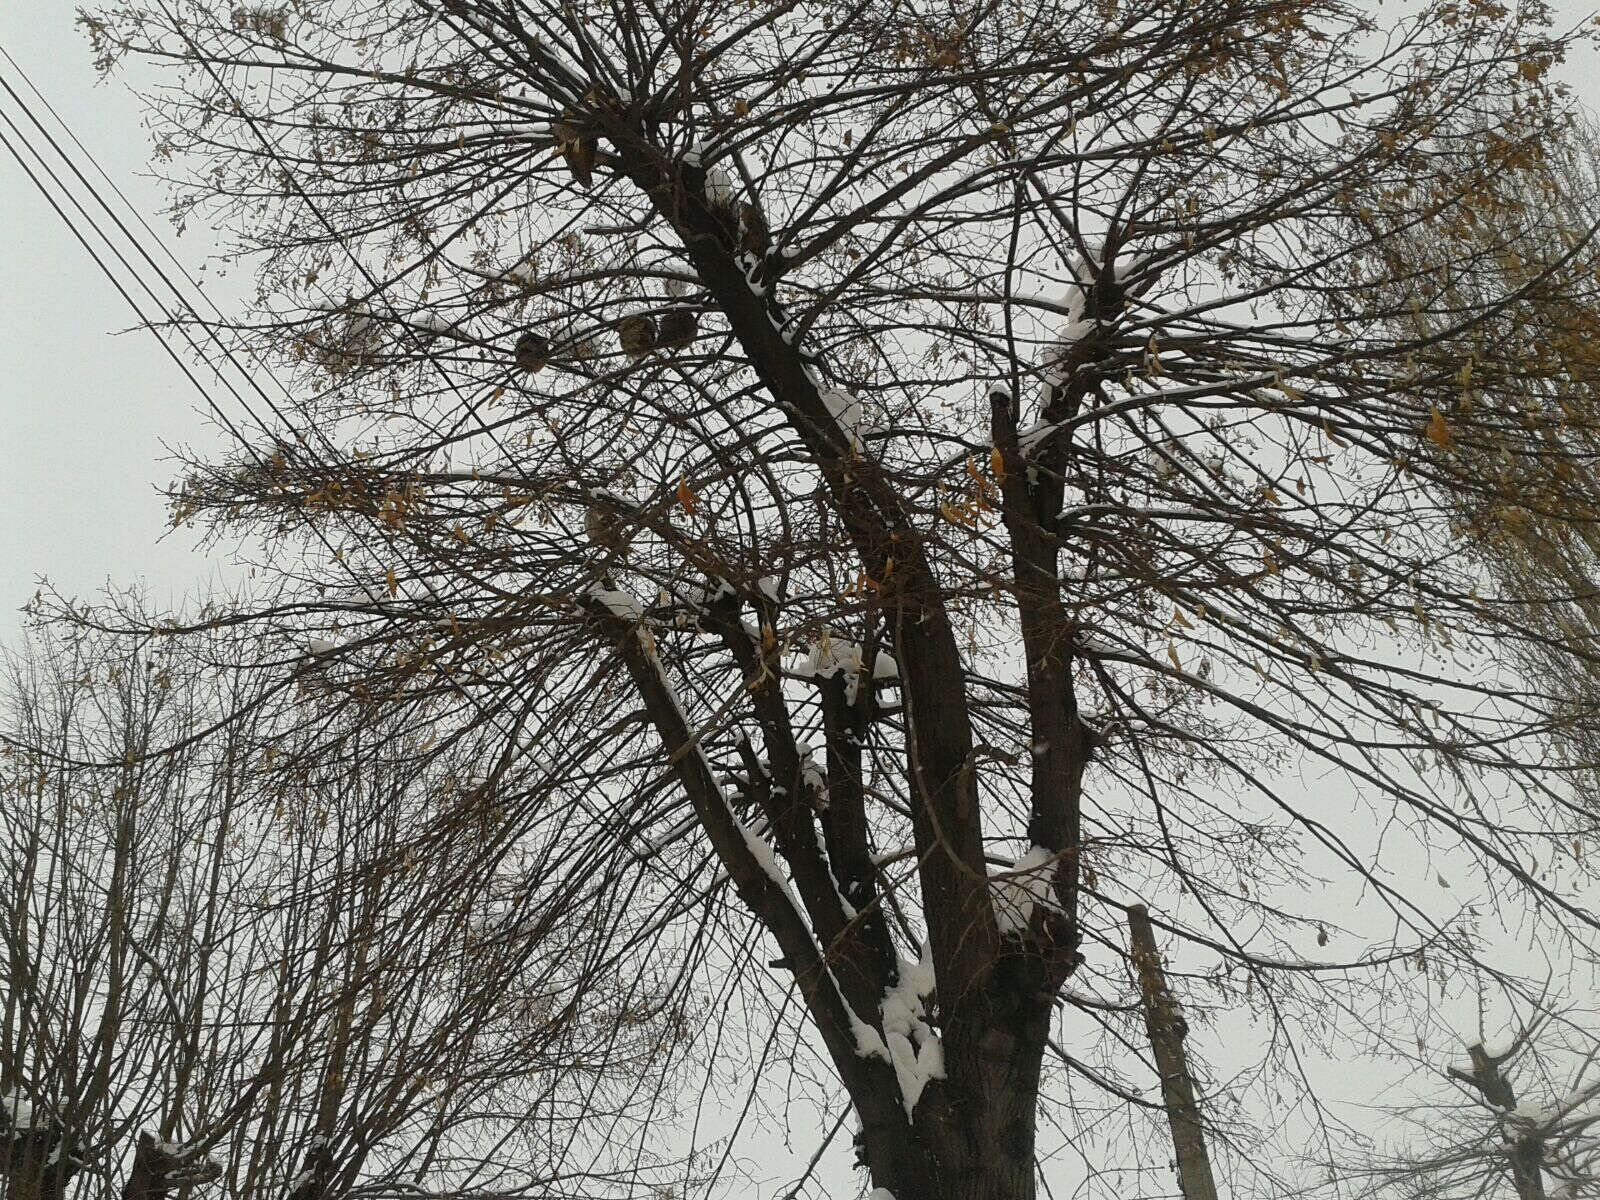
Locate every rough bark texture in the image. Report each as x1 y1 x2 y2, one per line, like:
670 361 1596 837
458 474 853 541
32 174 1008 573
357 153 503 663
2 1126 80 1200
1128 905 1219 1200
1451 1043 1546 1200
864 980 1055 1200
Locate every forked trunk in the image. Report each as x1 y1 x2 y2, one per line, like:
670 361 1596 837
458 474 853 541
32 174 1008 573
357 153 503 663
861 987 1052 1200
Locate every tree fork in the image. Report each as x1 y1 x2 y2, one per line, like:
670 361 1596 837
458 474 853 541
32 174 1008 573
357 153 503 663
1450 1043 1547 1200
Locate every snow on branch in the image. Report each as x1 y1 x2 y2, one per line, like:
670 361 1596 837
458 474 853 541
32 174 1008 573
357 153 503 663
990 845 1067 935
848 944 946 1119
790 631 899 705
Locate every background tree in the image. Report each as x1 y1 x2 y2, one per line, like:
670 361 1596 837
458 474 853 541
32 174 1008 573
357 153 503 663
1288 108 1600 1200
53 0 1600 1197
1332 1005 1600 1200
0 607 687 1200
1372 109 1600 791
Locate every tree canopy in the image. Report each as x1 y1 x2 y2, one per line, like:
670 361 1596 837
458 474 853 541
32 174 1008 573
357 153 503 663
18 0 1600 1196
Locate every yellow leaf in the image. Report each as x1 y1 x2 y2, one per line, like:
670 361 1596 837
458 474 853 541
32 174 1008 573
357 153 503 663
1425 405 1454 450
1167 642 1181 671
990 446 1006 483
676 475 699 515
939 500 976 528
386 567 398 597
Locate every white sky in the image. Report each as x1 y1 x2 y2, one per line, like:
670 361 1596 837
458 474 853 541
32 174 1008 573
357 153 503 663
2 2 1597 639
0 2 236 636
4 6 1600 1193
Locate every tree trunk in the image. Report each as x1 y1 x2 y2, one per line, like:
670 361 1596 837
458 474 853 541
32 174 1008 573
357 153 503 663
2 1129 78 1200
1452 1044 1545 1200
860 972 1055 1200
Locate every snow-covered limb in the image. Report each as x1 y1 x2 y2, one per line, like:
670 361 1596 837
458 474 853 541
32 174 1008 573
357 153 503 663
729 803 803 916
696 576 738 607
703 160 738 209
850 944 946 1119
583 580 646 625
1016 415 1062 459
820 388 866 451
990 845 1066 935
1 1088 37 1131
797 740 827 804
134 1132 226 1185
791 631 898 706
409 309 451 336
586 580 902 1119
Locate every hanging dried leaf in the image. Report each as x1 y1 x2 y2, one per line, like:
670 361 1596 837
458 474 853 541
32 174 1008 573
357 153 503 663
675 475 699 515
1425 405 1455 450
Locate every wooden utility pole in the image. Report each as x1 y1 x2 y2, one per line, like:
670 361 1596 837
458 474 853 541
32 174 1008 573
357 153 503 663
1127 904 1219 1200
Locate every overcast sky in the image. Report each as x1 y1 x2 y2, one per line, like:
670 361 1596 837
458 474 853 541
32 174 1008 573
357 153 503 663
3 2 1599 643
8 4 1600 1196
0 2 237 640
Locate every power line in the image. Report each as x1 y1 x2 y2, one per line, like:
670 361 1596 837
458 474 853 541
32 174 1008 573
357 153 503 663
0 48 545 758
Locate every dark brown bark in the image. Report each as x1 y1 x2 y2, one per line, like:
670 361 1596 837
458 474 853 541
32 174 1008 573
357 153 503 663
865 970 1056 1200
2 1129 77 1200
1450 1043 1546 1200
591 589 1070 1200
612 135 1002 1008
121 1132 223 1200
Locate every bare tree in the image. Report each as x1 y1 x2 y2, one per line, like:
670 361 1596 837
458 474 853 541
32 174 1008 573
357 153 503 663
1333 1004 1600 1200
46 0 1600 1196
0 607 692 1200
